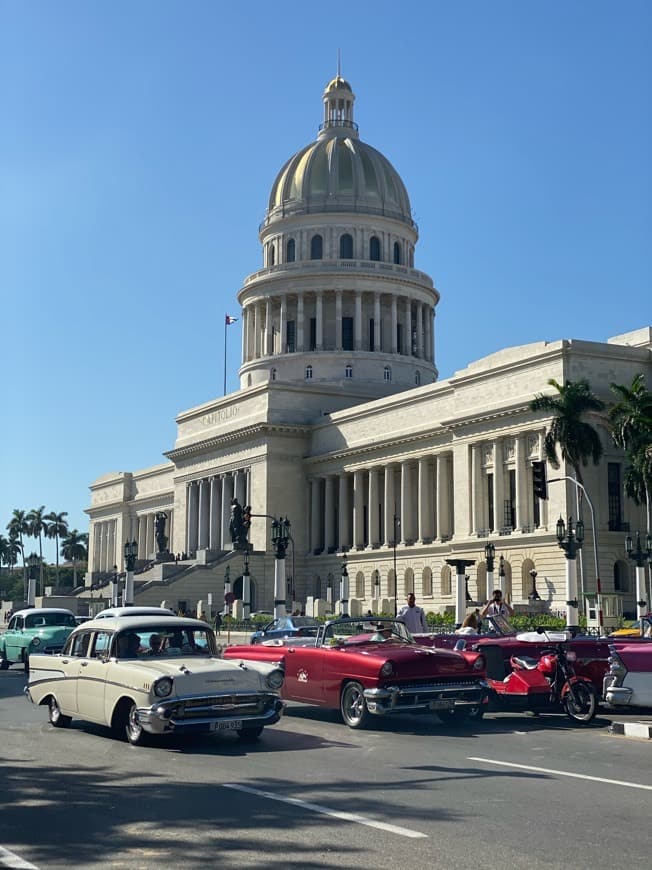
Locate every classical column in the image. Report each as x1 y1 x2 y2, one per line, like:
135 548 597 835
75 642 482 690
297 294 304 352
436 454 451 540
353 469 365 548
404 297 411 356
471 445 483 534
416 304 423 358
253 304 260 359
384 464 396 546
198 479 210 549
137 515 146 560
209 477 220 549
145 513 155 559
221 475 234 549
235 470 246 506
368 467 380 546
187 483 199 555
400 461 412 543
338 473 350 550
354 291 362 351
310 478 322 553
335 290 343 351
515 434 526 530
98 523 106 572
324 475 335 553
424 305 431 362
316 291 323 351
391 294 398 354
492 440 504 534
417 457 432 542
279 294 287 355
241 307 248 363
265 298 272 355
374 293 381 352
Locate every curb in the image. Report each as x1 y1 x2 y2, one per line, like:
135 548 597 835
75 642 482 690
609 721 652 739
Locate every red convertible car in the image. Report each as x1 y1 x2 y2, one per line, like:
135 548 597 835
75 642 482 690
222 616 488 729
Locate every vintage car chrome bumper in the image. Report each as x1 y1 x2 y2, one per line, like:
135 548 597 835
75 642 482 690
363 680 488 715
603 675 633 706
134 693 285 735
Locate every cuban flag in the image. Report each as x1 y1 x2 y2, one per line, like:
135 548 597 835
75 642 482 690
225 314 238 325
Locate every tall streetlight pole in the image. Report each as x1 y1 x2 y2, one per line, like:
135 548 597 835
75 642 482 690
484 542 495 600
625 531 652 633
556 515 584 632
498 555 506 597
340 555 349 616
326 572 333 611
392 508 400 617
26 553 39 606
111 565 119 607
123 539 137 606
270 517 291 619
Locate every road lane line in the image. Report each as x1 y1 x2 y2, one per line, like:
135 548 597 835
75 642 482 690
0 846 39 869
224 783 428 838
468 757 652 791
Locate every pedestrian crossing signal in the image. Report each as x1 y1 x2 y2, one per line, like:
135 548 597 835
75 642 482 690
532 460 548 500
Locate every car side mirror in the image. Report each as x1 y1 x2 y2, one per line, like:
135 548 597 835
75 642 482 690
454 639 466 651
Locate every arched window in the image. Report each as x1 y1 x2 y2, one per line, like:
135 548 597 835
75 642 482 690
286 238 295 262
404 568 414 597
415 370 421 386
387 569 396 598
355 571 365 599
270 368 276 381
345 364 353 379
383 366 391 382
520 559 536 601
305 365 313 380
422 567 433 597
441 564 452 597
369 236 381 261
310 234 323 260
269 244 275 266
372 570 381 599
340 233 353 259
393 241 401 264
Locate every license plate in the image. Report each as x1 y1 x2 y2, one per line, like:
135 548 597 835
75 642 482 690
429 699 454 711
210 719 243 732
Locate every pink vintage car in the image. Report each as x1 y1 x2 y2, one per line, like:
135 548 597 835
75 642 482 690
222 616 488 728
603 643 652 708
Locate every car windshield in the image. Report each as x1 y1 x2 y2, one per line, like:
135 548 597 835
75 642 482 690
24 613 76 629
113 625 217 659
481 614 516 636
291 617 319 628
322 618 413 645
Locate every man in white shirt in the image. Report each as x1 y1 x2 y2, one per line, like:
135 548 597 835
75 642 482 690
397 593 428 634
481 589 514 618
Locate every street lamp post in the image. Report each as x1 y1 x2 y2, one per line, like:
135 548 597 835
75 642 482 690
326 572 333 610
528 569 541 620
625 531 652 633
270 517 291 619
498 555 506 597
340 555 349 616
392 509 401 617
373 570 380 605
446 558 475 628
123 540 137 606
110 565 119 607
26 554 39 606
484 542 495 601
556 515 584 632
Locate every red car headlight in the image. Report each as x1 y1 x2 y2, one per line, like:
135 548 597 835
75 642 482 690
380 660 395 677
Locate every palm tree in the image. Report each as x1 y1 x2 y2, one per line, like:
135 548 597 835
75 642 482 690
7 509 29 591
26 506 47 595
530 378 605 486
44 511 69 592
60 529 89 588
0 534 9 575
609 373 652 530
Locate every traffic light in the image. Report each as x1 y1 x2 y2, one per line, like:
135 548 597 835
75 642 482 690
532 460 548 500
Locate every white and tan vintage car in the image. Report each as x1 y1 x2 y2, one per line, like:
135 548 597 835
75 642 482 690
25 615 285 745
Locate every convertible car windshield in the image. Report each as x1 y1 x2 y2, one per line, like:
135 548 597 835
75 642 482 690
25 613 77 629
322 618 414 645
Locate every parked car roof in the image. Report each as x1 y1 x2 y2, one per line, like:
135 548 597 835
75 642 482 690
11 608 76 618
93 606 176 619
79 615 211 632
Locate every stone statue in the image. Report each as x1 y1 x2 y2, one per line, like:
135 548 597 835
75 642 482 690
154 512 168 554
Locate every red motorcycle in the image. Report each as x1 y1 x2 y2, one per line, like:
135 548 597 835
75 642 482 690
457 629 598 724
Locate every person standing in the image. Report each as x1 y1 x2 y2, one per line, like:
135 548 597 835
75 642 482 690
481 589 514 618
397 593 428 634
214 612 222 636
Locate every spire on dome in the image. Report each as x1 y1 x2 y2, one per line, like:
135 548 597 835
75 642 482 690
319 64 358 139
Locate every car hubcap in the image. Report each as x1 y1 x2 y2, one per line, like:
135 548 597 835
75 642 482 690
346 688 363 722
128 707 142 740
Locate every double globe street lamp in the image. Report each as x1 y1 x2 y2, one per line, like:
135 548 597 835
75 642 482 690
625 531 652 632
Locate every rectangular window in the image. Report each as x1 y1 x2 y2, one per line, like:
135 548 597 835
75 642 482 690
309 318 316 351
342 317 354 351
608 463 622 531
286 321 296 353
487 473 494 531
94 631 112 658
506 470 516 528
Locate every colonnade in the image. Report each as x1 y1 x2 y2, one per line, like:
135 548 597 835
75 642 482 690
241 289 434 363
185 468 249 555
92 511 176 573
92 519 117 573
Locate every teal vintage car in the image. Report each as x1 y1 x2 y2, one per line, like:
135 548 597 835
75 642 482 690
0 608 77 672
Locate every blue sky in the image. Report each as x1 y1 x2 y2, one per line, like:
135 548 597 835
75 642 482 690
1 1 650 563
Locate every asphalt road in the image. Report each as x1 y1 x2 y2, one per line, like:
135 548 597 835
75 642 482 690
1 665 650 870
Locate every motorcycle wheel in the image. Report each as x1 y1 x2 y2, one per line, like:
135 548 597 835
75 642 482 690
563 682 597 724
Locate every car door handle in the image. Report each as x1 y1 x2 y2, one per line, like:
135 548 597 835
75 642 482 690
287 648 295 654
61 659 70 665
80 661 88 667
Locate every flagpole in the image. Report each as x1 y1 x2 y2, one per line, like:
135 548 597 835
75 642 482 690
223 316 227 396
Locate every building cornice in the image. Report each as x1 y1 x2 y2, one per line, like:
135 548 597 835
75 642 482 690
165 422 311 461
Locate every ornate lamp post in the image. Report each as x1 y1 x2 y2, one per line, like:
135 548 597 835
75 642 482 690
625 531 652 632
373 569 380 605
123 539 137 606
392 510 401 617
528 569 541 619
110 564 119 607
484 542 495 600
270 517 291 618
340 555 349 616
326 572 333 610
556 515 584 632
498 555 506 597
465 575 472 603
26 553 39 606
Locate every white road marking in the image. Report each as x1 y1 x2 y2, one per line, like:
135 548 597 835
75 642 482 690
0 846 39 869
224 783 428 838
468 757 652 791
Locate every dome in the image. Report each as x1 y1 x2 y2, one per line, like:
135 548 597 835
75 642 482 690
264 77 414 229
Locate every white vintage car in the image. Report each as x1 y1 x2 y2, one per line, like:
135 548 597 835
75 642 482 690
25 615 284 745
